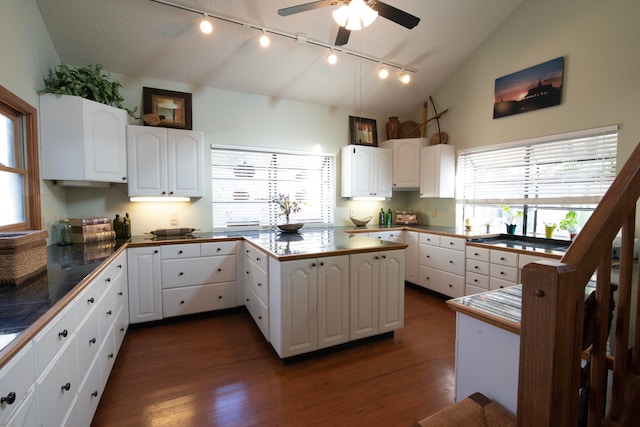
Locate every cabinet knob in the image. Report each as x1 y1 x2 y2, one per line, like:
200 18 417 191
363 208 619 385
216 248 221 252
117 264 122 269
448 284 453 288
258 283 262 287
217 268 222 272
58 329 68 338
449 260 453 264
118 291 123 296
374 256 379 260
120 327 125 333
169 191 174 195
162 191 167 195
179 272 184 276
426 255 430 258
89 337 96 344
218 295 222 299
449 242 454 246
500 257 506 261
88 297 95 304
246 271 250 274
108 353 114 359
122 177 127 181
500 271 505 275
382 255 387 259
319 261 324 266
105 277 111 283
91 391 99 398
256 257 261 261
106 310 112 316
474 252 479 256
61 382 71 392
474 266 479 269
258 315 262 320
474 279 479 283
178 250 183 254
311 262 317 267
180 300 185 305
1 392 16 405
246 298 250 302
154 250 159 254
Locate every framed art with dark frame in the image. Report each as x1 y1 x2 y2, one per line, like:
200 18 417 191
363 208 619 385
143 87 193 130
349 115 378 147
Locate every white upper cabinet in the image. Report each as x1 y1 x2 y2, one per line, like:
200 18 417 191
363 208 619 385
40 94 127 184
380 138 426 190
340 145 392 198
420 144 456 198
127 125 204 198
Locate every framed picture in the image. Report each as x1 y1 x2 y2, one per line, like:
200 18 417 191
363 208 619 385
143 87 192 130
349 116 378 147
493 56 564 119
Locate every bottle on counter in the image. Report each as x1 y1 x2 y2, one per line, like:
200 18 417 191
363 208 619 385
113 214 123 239
57 219 73 246
123 213 131 238
379 208 385 225
386 209 392 226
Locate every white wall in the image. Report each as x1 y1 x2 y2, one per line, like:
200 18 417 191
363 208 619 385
410 0 640 229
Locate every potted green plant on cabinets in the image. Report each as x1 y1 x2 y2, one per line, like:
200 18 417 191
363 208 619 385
559 210 579 240
40 63 136 116
501 205 522 234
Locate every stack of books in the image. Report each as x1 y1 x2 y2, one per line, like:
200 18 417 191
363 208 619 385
68 217 116 244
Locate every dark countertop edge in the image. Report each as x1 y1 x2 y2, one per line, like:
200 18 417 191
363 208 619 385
0 245 128 367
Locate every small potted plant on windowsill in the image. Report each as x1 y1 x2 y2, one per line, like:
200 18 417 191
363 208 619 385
544 222 557 239
559 210 579 240
272 193 304 232
501 205 522 234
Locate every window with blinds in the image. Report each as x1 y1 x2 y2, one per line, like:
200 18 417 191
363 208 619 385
457 125 618 206
211 146 335 229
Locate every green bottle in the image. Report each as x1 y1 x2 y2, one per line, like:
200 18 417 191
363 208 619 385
113 214 123 238
379 209 385 225
386 209 392 226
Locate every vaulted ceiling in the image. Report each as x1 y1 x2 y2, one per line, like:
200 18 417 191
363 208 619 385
36 0 523 117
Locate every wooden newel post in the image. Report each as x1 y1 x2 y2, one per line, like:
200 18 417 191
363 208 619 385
517 260 583 426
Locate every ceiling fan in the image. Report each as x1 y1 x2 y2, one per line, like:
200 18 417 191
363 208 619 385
278 0 420 46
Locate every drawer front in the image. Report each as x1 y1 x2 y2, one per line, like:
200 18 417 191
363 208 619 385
490 264 519 283
368 231 403 242
466 283 489 296
244 244 268 271
75 305 101 381
420 245 465 275
0 343 35 426
113 305 128 354
466 259 489 276
440 236 465 251
245 286 269 341
490 277 518 290
466 245 490 262
75 275 108 324
160 243 200 259
162 255 237 289
201 240 237 257
65 355 102 427
99 326 116 394
419 232 440 246
4 386 38 427
33 303 76 376
245 258 269 304
419 266 465 298
466 271 490 290
162 282 237 318
36 336 79 427
490 250 518 267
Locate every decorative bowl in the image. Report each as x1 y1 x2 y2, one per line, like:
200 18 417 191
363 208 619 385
277 223 304 233
350 216 372 227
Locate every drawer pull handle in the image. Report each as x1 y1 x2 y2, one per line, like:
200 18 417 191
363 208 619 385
61 382 71 392
500 257 506 261
106 310 112 316
256 257 261 261
118 291 123 296
180 300 185 305
449 242 454 245
500 271 505 275
89 337 96 344
449 260 453 264
105 278 111 283
178 250 183 254
474 266 479 269
448 284 453 288
246 271 250 274
382 255 386 259
426 255 430 258
426 277 430 281
154 250 159 254
312 262 317 267
320 261 325 266
218 296 222 299
108 353 114 359
258 283 262 287
258 315 262 320
91 391 99 398
374 256 379 260
216 248 221 252
474 252 479 256
88 297 95 304
117 264 122 269
58 329 68 338
218 268 222 272
1 392 16 405
246 298 250 302
120 327 125 333
474 279 479 283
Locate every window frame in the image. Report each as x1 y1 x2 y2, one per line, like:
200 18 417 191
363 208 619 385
0 85 41 231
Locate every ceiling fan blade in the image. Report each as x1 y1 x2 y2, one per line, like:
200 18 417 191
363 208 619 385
371 1 420 29
278 0 337 16
335 26 351 46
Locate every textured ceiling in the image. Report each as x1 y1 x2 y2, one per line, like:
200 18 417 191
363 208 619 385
35 0 523 117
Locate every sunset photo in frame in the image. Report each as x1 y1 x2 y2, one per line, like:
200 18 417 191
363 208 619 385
143 87 192 130
493 56 564 119
349 116 378 146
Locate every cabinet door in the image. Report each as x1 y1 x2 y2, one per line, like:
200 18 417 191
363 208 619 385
317 256 349 349
374 147 393 198
83 100 127 182
127 246 162 323
126 126 167 196
382 138 423 189
379 250 405 333
349 252 379 340
341 145 374 197
277 259 317 357
404 231 419 284
167 129 204 197
420 144 455 198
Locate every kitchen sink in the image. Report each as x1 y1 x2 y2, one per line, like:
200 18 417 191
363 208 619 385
468 234 571 252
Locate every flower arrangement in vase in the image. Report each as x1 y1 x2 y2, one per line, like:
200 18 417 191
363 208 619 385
272 193 304 232
500 205 522 234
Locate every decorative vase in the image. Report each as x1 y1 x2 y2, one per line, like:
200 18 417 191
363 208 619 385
386 116 401 139
506 224 517 234
544 225 555 238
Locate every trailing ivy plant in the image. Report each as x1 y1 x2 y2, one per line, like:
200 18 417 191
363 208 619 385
41 63 136 116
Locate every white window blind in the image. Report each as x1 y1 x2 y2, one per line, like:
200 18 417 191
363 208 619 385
457 125 618 206
211 146 335 228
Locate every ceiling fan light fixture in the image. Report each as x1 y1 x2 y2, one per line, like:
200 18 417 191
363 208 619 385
333 0 377 30
199 13 212 34
332 5 349 27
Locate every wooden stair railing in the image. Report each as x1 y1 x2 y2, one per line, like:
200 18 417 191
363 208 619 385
517 142 640 427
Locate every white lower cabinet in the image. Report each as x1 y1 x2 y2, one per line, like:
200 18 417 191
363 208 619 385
128 246 162 323
350 250 405 340
489 249 519 290
0 343 36 426
3 387 38 427
404 231 419 284
418 233 466 298
244 243 270 341
269 255 349 358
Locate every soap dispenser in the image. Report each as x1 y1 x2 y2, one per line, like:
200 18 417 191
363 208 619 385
379 209 385 225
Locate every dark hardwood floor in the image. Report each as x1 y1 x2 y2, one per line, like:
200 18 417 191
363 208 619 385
91 285 456 426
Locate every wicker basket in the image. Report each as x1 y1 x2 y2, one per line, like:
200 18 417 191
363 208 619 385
0 230 48 286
